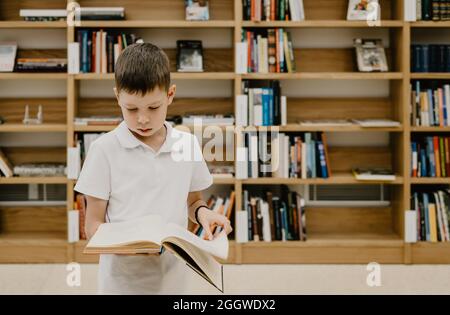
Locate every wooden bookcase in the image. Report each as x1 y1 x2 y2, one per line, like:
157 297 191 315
0 0 449 264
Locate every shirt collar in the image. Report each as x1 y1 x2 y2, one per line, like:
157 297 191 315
114 121 178 153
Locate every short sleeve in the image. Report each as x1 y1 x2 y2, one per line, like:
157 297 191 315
189 136 213 192
74 141 111 200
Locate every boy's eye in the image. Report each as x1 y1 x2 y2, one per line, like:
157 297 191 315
127 108 137 111
149 106 160 110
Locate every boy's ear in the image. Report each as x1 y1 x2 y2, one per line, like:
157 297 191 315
113 87 119 102
167 84 176 106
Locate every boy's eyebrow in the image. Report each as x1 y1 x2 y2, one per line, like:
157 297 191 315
124 101 162 107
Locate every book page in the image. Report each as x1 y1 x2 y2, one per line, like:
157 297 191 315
163 222 229 260
87 215 165 248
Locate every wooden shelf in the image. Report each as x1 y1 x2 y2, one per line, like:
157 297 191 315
411 242 450 264
239 173 404 185
410 177 450 185
0 177 68 185
239 233 404 264
241 72 403 80
211 177 235 184
0 232 67 263
411 73 450 79
0 21 67 28
76 20 235 28
270 124 404 132
74 72 236 80
0 124 67 132
410 21 450 28
74 125 117 132
0 73 67 80
242 20 404 28
410 126 450 132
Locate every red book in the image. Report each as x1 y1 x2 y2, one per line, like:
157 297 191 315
433 136 441 177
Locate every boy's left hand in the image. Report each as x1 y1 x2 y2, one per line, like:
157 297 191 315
197 207 232 241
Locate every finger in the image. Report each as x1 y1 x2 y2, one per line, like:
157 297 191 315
203 224 214 241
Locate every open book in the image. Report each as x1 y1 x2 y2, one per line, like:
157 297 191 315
83 214 229 293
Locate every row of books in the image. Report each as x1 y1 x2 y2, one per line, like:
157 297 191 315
410 190 450 242
239 28 296 74
192 192 236 239
237 186 306 242
0 149 66 178
19 7 125 22
411 44 450 73
67 133 104 180
237 80 287 126
242 0 305 21
236 132 331 179
413 0 450 21
410 81 450 127
74 30 142 74
15 58 67 72
411 136 450 177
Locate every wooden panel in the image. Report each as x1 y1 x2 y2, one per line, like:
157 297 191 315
2 147 66 165
295 48 393 73
0 207 66 233
241 238 403 264
328 146 392 172
307 207 394 234
411 243 450 264
0 98 66 124
166 48 233 73
287 98 393 122
77 97 233 117
303 0 393 20
0 0 67 21
76 0 234 21
0 232 67 263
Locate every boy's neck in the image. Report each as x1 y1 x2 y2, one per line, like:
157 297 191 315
130 123 167 152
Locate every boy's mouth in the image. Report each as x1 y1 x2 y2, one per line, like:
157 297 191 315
138 128 152 133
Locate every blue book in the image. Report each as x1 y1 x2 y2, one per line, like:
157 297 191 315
268 88 274 126
281 201 288 241
305 133 312 178
423 193 430 241
81 30 89 73
262 88 270 126
414 45 423 72
420 148 428 177
311 139 316 178
443 86 448 126
427 137 436 177
317 141 328 178
422 45 429 73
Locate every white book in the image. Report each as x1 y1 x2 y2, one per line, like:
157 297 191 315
0 42 17 72
236 211 249 243
298 0 305 20
284 135 290 178
281 96 287 126
352 119 401 127
67 143 81 179
68 42 80 74
438 191 450 241
405 210 417 243
271 133 281 177
250 134 259 178
261 201 272 242
20 9 67 17
68 210 80 243
404 0 417 21
114 43 120 65
85 214 228 293
289 0 299 21
235 42 248 74
235 95 248 126
254 105 263 126
261 37 269 73
235 132 248 179
248 89 254 125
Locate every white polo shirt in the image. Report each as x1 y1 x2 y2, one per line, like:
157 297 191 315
74 120 213 294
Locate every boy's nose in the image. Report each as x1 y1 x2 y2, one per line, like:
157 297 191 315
137 116 150 124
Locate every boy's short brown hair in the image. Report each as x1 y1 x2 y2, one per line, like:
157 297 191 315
115 43 171 94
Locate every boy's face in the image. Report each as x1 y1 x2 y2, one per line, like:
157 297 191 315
114 85 176 138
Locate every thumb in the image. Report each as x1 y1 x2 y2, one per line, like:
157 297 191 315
202 223 213 241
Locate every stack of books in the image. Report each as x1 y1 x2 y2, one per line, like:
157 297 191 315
15 58 67 72
243 0 305 21
411 136 450 177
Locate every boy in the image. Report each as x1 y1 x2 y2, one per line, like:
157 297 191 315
74 43 232 294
